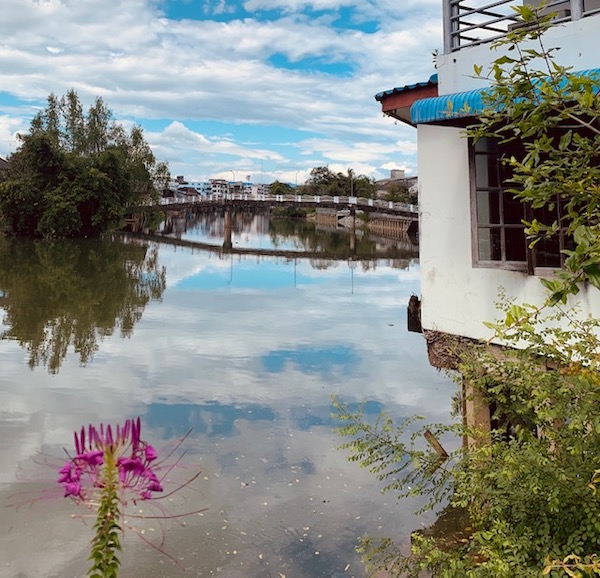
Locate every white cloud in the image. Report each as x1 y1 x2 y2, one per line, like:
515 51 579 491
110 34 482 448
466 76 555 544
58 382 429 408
244 0 353 12
0 0 442 178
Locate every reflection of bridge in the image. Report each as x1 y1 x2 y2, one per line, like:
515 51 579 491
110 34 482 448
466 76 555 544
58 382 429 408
158 192 418 220
121 230 417 263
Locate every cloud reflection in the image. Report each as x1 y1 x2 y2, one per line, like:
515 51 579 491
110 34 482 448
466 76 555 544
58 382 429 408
0 239 456 578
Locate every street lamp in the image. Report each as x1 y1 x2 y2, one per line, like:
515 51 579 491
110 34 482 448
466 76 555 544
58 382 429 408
230 170 236 198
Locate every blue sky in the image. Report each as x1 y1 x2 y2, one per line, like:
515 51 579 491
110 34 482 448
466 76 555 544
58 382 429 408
0 0 442 184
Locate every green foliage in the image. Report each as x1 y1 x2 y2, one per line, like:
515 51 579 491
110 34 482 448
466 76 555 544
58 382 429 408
270 205 311 219
384 182 418 205
301 166 376 198
335 6 600 576
269 180 294 196
468 5 600 303
332 399 457 509
0 90 169 238
335 302 600 577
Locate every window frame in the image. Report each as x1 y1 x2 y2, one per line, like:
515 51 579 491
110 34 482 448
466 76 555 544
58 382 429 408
469 136 530 272
469 136 572 274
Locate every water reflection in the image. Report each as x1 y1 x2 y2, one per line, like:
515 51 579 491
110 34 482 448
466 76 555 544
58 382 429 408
0 237 165 373
0 232 455 578
145 207 418 261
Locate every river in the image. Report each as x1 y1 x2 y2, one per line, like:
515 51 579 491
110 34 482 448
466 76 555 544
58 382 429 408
0 212 455 578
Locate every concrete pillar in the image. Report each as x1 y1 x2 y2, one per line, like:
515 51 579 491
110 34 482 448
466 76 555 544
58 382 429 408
223 209 233 250
349 206 356 255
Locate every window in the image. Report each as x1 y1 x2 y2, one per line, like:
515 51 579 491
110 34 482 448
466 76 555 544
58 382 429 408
472 137 528 270
530 200 574 269
471 137 570 272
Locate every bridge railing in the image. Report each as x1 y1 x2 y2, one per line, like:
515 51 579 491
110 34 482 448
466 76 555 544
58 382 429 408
159 192 417 215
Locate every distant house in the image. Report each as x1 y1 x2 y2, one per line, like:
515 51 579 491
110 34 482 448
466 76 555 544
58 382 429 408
207 179 227 196
376 0 600 346
374 169 418 201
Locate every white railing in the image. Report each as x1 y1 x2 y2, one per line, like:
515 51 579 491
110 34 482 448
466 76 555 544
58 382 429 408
158 193 418 214
443 0 600 53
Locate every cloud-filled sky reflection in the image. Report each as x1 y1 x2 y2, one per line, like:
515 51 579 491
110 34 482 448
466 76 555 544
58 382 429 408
0 237 456 578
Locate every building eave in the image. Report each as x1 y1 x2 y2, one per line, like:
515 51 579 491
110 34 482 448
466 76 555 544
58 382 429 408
375 74 439 127
409 68 600 126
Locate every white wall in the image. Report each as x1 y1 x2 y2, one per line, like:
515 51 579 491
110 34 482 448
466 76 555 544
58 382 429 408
437 15 600 95
417 124 600 342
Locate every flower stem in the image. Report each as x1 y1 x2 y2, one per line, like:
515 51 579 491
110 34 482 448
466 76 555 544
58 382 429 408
88 448 123 578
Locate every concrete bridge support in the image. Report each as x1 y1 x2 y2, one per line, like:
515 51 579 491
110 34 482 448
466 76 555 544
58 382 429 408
349 207 356 256
223 208 233 250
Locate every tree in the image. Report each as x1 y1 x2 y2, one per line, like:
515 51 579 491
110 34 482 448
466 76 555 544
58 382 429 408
63 89 86 154
302 166 336 194
301 166 376 198
384 182 417 205
352 172 377 199
269 180 294 196
0 90 169 238
152 161 171 194
86 96 112 155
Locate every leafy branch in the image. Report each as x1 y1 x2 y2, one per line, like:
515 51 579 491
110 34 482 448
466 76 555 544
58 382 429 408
470 4 600 303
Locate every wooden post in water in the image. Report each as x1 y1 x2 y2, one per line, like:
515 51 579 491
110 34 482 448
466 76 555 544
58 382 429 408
424 330 492 449
463 378 491 448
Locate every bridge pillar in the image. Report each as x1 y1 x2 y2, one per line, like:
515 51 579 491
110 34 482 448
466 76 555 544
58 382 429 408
223 208 233 250
349 206 357 255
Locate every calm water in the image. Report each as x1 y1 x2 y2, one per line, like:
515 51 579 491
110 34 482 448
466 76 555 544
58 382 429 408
0 216 455 578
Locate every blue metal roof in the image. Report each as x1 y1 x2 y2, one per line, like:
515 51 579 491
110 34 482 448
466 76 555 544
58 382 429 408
374 74 438 102
410 87 489 124
410 68 600 125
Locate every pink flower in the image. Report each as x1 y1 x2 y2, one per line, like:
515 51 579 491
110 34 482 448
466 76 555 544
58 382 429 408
54 420 203 575
63 480 82 498
58 418 164 502
145 445 158 461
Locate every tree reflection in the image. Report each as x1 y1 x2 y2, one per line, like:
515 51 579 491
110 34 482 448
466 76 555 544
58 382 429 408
0 236 165 373
269 217 418 265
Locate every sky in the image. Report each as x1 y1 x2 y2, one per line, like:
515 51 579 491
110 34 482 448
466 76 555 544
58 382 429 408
0 0 442 184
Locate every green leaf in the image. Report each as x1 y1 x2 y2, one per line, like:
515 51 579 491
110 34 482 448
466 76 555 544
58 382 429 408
558 130 572 151
574 225 592 248
583 263 600 290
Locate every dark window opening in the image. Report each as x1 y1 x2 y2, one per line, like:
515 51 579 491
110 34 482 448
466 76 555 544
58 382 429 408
471 137 570 272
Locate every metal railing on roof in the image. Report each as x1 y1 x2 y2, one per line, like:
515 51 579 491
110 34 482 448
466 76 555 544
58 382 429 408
443 0 600 53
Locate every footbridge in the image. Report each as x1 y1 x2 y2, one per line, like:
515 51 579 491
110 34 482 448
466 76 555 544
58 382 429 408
158 192 418 219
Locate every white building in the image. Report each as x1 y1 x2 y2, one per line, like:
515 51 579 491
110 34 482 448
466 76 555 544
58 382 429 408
376 0 600 344
180 181 212 195
252 183 270 196
209 179 229 196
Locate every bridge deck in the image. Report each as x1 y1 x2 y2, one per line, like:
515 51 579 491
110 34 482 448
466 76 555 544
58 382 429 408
151 192 418 219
